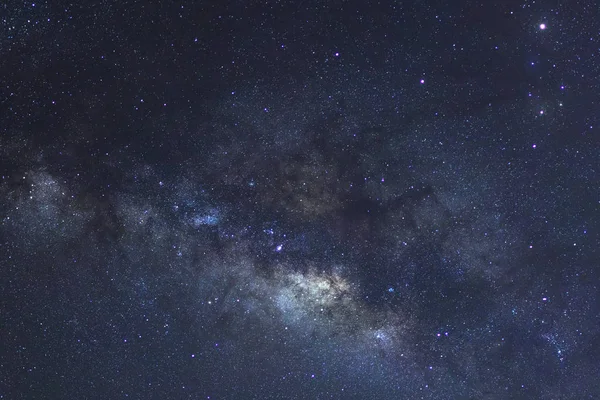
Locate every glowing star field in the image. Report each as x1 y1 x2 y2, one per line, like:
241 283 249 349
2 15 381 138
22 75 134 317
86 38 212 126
1 1 598 399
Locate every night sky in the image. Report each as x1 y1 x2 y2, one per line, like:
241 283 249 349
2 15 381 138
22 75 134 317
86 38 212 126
1 1 599 399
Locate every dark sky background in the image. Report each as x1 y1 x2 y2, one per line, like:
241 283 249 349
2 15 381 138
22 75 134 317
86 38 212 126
1 0 599 399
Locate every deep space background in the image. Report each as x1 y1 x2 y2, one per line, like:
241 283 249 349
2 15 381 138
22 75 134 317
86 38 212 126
1 0 599 399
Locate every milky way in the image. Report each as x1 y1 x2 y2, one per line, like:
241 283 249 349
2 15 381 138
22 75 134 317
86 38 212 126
1 1 599 399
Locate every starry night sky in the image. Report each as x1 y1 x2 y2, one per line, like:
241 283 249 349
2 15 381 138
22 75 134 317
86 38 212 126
1 1 599 399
